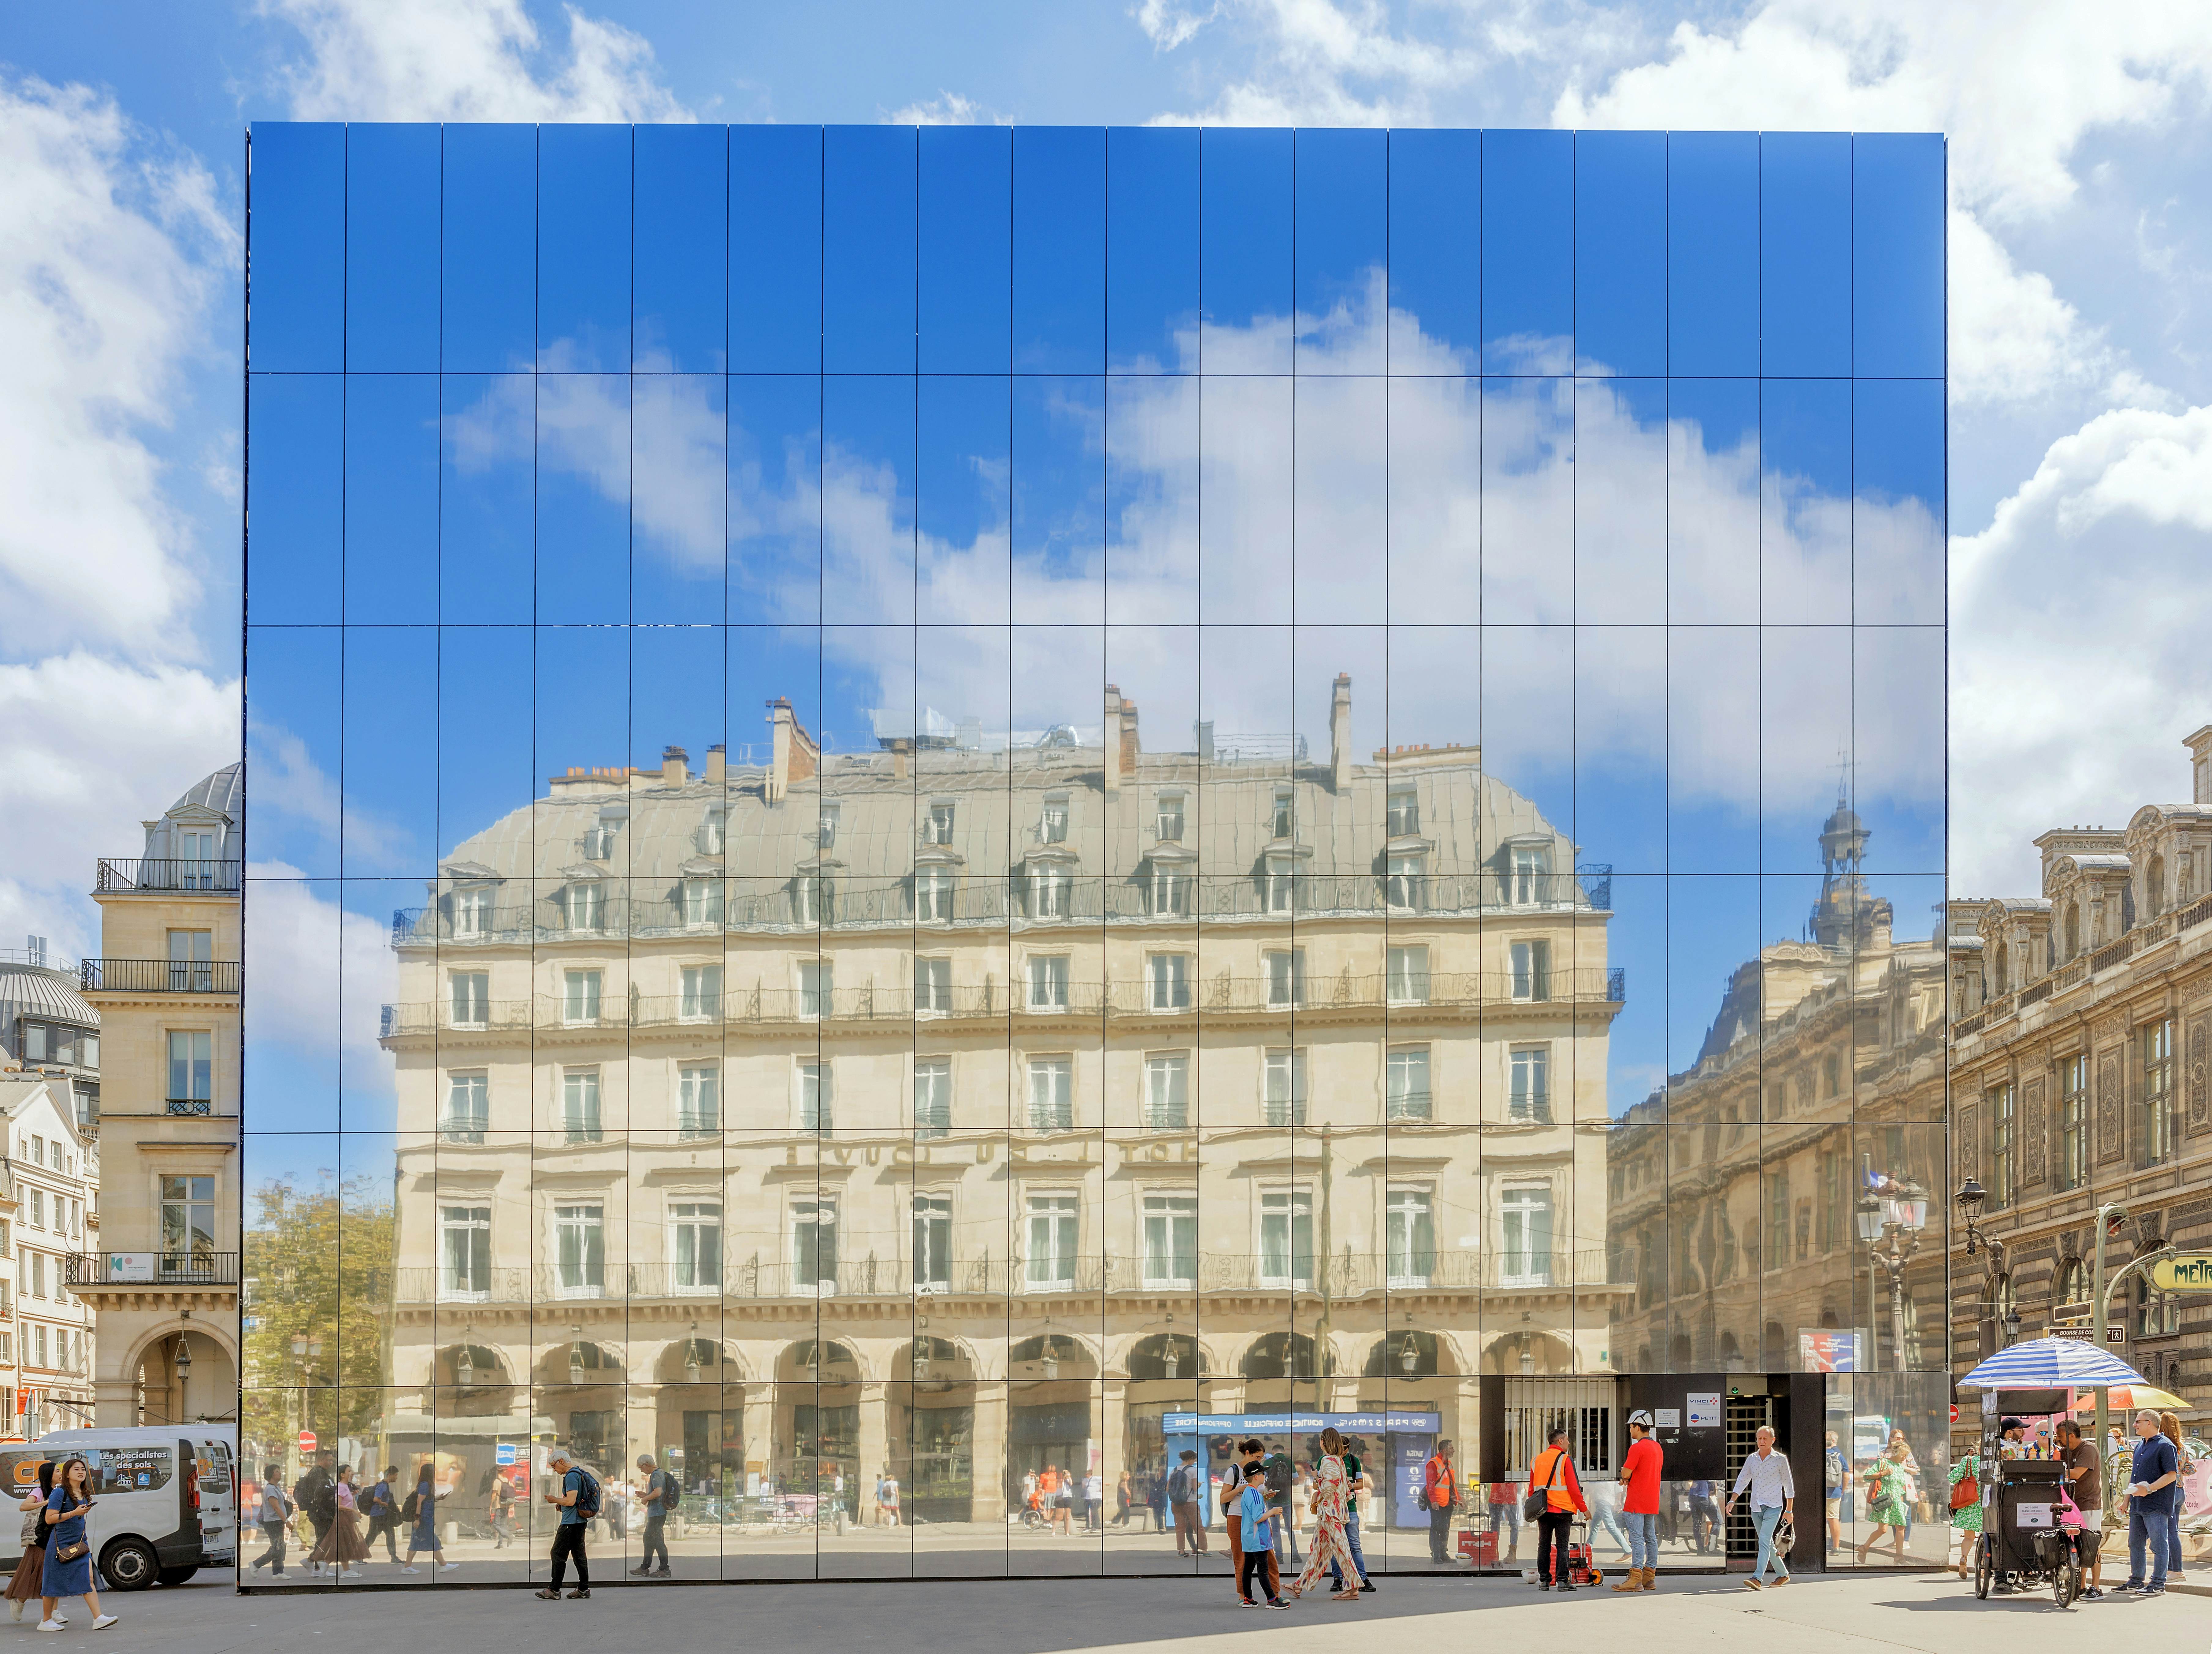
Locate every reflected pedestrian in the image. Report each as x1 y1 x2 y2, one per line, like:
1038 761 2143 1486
248 1463 290 1579
365 1465 401 1563
7 1462 56 1619
306 1464 369 1576
402 1461 457 1575
633 1455 673 1577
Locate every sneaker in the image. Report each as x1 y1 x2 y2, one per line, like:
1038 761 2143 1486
567 1588 591 1599
34 1621 59 1634
632 1565 655 1576
1556 1583 1575 1593
1267 1599 1290 1610
1770 1574 1790 1587
440 1560 461 1571
1239 1597 1260 1608
1742 1578 1763 1590
2079 1586 2104 1599
534 1588 562 1600
2121 1580 2144 1591
1360 1580 1377 1593
403 1566 421 1575
2142 1584 2166 1596
91 1616 118 1630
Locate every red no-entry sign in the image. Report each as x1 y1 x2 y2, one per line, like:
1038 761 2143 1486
298 1430 317 1452
1948 1406 1959 1424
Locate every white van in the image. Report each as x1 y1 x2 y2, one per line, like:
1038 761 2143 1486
0 1429 236 1590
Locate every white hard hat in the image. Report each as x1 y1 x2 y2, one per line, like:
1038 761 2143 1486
1627 1409 1655 1428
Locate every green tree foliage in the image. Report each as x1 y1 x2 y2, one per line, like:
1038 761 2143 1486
242 1169 394 1437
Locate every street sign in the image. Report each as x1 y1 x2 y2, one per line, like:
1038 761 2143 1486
495 1443 518 1467
2053 1301 2092 1323
2106 1327 2126 1344
2047 1327 2095 1341
2147 1255 2212 1294
297 1430 317 1452
1949 1405 1959 1424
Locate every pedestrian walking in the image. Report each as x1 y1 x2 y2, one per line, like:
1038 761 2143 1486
1264 1443 1302 1568
2122 1407 2180 1595
1486 1470 1522 1562
1422 1439 1456 1564
1223 1440 1280 1602
1235 1466 1290 1608
294 1449 337 1574
1525 1426 1589 1591
6 1463 55 1620
402 1463 458 1574
249 1463 290 1578
535 1451 596 1600
306 1465 370 1575
1947 1442 1984 1582
487 1468 517 1551
1855 1439 1912 1566
1722 1424 1796 1590
2158 1412 2192 1581
38 1456 118 1632
1285 1428 1362 1602
1587 1474 1631 1563
1112 1470 1133 1529
1823 1431 1847 1555
364 1465 401 1563
1083 1468 1103 1532
1611 1409 1662 1593
2053 1419 2105 1598
1327 1436 1375 1596
1687 1477 1720 1554
1169 1451 1206 1555
633 1454 674 1577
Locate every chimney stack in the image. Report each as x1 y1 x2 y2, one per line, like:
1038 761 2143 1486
1120 697 1141 777
767 698 818 804
1330 674 1353 791
705 744 726 785
2187 724 2212 806
1103 685 1124 794
662 745 689 786
889 737 912 782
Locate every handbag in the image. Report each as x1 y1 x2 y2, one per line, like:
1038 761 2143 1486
17 1510 38 1545
1523 1450 1566 1522
1950 1463 1978 1511
53 1539 88 1563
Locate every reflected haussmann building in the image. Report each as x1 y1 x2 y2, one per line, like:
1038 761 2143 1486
239 124 1947 1581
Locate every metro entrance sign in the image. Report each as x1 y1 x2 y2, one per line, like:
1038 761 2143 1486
2147 1255 2212 1293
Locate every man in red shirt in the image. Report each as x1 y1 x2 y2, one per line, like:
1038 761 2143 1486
1612 1410 1663 1593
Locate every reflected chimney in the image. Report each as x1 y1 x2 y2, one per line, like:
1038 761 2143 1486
1121 697 1140 777
705 744 726 785
662 745 689 786
889 737 912 782
1331 674 1353 792
1103 685 1124 794
767 699 818 804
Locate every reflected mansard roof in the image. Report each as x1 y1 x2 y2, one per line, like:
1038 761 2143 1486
431 744 1579 895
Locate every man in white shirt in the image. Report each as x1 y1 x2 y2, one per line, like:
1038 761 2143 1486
1722 1426 1796 1590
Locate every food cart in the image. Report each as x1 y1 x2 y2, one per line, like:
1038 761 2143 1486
1955 1338 2154 1610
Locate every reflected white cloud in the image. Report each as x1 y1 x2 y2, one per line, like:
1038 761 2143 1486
243 862 393 1081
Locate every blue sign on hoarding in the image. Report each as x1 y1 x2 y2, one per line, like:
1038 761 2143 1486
495 1443 518 1466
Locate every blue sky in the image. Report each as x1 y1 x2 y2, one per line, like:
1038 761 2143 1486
6 0 2212 1114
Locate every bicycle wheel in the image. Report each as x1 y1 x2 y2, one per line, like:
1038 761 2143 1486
2054 1556 2078 1609
1974 1536 1993 1600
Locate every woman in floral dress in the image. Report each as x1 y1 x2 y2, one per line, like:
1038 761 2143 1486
1855 1442 1913 1565
1948 1445 1984 1580
1286 1429 1362 1603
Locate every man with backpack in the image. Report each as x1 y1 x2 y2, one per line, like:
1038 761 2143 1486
633 1454 676 1578
1264 1442 1302 1569
294 1450 337 1573
536 1451 596 1600
251 1466 292 1575
1169 1450 1208 1557
363 1465 401 1563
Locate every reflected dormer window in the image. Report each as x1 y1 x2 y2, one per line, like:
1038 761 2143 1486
1155 793 1185 843
1151 866 1189 916
455 887 492 937
916 867 955 922
699 806 727 856
926 801 956 846
793 873 833 926
1264 856 1297 914
682 877 724 928
1386 854 1426 911
1271 788 1294 841
1511 846 1551 906
583 824 616 861
565 882 603 932
1387 786 1419 838
1030 866 1072 920
1039 794 1069 845
817 803 840 848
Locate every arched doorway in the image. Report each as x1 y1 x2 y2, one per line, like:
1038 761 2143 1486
890 1337 979 1522
135 1327 238 1427
1008 1333 1097 1517
772 1340 862 1523
537 1339 625 1476
649 1336 746 1503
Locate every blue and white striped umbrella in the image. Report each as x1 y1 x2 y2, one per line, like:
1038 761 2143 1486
1956 1336 2147 1390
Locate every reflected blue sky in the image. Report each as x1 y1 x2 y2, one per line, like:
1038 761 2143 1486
245 124 1943 1121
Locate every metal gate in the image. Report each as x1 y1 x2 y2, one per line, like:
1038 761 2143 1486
1501 1377 1619 1481
1722 1395 1774 1558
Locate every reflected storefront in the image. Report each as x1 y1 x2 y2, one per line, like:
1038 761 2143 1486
239 123 1946 1582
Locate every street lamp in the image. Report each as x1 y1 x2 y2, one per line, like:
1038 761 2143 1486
455 1345 476 1388
1860 1156 1926 1373
685 1326 703 1387
2000 1304 2023 1345
1040 1337 1060 1381
1400 1333 1421 1378
1160 1339 1180 1380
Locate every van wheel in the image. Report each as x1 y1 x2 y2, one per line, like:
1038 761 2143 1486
98 1539 158 1592
156 1565 198 1587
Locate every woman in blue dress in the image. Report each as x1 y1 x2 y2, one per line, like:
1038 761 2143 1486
39 1456 117 1632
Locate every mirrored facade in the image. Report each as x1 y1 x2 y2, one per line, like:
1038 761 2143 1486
241 124 1948 1584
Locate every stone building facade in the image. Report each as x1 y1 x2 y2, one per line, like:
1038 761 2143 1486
1947 726 2212 1401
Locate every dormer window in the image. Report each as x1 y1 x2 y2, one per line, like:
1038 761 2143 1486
1386 854 1426 911
699 806 727 856
916 867 955 922
1155 793 1185 843
817 804 841 849
1510 846 1551 906
1264 855 1297 914
1039 794 1069 845
1151 866 1190 916
564 882 604 932
1271 788 1294 841
682 877 724 928
926 801 956 846
1387 786 1419 838
793 873 833 926
582 824 616 861
454 887 492 937
1030 866 1072 920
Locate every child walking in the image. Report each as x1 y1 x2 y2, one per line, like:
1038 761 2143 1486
1238 1466 1289 1609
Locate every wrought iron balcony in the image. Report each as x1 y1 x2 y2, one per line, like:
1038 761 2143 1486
80 958 241 994
66 1251 239 1288
95 858 241 895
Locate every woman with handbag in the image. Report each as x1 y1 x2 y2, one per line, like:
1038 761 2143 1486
39 1456 117 1632
1854 1441 1911 1566
5 1463 55 1622
1525 1426 1589 1591
1947 1444 1983 1580
1284 1429 1363 1604
307 1465 371 1576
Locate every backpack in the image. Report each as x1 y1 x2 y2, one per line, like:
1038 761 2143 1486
400 1487 421 1525
571 1467 602 1518
656 1473 681 1514
1167 1465 1191 1504
1264 1454 1293 1503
